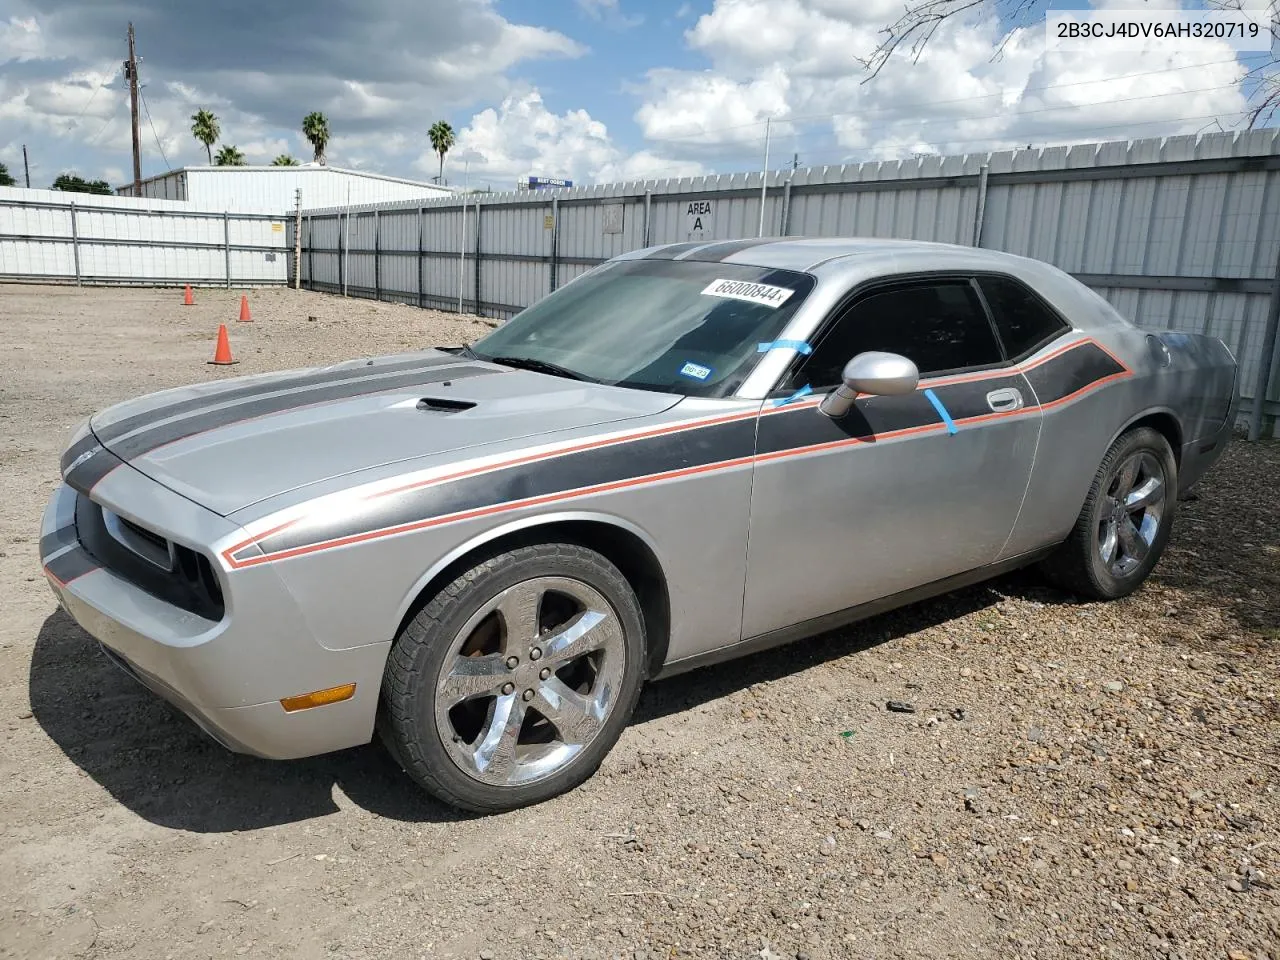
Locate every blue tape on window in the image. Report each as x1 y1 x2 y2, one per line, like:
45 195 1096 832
773 384 813 407
757 340 813 355
923 388 958 435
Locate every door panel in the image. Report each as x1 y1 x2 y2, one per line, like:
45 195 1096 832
741 371 1041 640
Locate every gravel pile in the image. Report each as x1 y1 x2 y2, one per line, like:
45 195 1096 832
0 285 1274 960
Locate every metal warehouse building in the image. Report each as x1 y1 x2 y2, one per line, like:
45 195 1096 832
115 164 455 213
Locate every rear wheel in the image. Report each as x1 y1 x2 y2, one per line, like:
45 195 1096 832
378 543 647 813
1039 426 1178 600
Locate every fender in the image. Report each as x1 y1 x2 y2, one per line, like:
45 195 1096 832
1105 404 1184 461
390 509 667 632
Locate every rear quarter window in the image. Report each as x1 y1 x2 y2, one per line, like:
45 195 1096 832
978 275 1071 360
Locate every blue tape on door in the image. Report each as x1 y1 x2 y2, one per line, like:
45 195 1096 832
923 388 958 435
773 384 814 407
757 340 813 355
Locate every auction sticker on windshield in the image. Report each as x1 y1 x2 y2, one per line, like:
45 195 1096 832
701 278 795 308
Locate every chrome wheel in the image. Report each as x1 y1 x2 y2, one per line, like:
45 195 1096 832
434 576 626 787
1097 450 1166 578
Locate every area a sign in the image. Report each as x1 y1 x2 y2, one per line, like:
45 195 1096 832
685 199 713 240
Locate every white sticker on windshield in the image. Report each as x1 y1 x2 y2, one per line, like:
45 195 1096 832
700 278 795 309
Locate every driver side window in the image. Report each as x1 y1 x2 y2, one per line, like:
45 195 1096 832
792 279 1005 390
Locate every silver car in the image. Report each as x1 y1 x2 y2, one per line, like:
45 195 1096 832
41 238 1239 812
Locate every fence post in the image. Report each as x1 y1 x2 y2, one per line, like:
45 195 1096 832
373 210 381 301
223 211 231 288
1247 244 1280 441
474 202 482 316
339 212 347 298
972 165 989 248
417 206 425 309
69 201 81 286
549 196 559 293
642 189 652 248
780 176 793 237
292 189 302 290
306 215 314 290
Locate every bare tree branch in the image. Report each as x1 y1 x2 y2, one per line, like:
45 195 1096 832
858 0 1280 128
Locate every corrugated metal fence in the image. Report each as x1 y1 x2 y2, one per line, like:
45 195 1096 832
319 133 1280 439
0 186 289 286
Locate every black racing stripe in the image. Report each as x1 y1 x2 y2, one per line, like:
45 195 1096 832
643 242 706 260
678 239 781 263
60 433 101 477
256 417 759 556
40 525 79 560
93 353 463 446
107 365 501 463
65 446 127 494
928 376 1024 422
757 374 1026 455
45 544 98 585
1026 342 1126 405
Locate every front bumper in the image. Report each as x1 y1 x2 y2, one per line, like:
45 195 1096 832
40 479 389 760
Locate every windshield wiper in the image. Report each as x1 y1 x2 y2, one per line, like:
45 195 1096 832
485 355 595 382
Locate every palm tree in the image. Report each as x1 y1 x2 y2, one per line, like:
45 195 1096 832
271 154 299 166
190 109 220 165
428 120 455 183
302 112 329 165
214 144 246 166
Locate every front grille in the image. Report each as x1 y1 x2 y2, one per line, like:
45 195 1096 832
75 493 225 622
120 516 167 551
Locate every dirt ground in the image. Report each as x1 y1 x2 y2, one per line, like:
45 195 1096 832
0 284 1276 960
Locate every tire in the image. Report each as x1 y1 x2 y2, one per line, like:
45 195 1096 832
1039 425 1178 601
377 543 647 813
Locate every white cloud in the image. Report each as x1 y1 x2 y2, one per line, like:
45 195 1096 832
0 15 44 61
436 90 705 188
0 1 587 184
636 0 1254 167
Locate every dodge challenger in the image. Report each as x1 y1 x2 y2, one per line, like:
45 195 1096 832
40 238 1240 812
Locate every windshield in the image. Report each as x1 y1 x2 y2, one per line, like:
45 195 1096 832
469 258 816 398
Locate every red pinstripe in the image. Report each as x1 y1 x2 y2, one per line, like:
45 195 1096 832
222 336 1132 568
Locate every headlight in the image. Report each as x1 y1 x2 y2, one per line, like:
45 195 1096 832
64 416 93 454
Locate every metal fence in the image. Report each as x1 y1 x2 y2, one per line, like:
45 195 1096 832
307 133 1280 440
0 186 289 287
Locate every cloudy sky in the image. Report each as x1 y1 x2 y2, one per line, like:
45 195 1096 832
0 0 1272 191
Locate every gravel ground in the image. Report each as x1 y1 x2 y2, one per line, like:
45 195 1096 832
0 284 1276 960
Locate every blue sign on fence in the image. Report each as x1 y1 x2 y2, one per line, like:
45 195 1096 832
528 176 573 189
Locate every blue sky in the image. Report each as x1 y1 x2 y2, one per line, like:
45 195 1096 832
0 0 1272 192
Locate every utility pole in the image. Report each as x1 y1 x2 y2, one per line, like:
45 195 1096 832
791 152 799 172
757 117 772 238
125 23 142 194
22 145 30 187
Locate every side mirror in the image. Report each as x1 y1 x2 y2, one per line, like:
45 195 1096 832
818 351 919 419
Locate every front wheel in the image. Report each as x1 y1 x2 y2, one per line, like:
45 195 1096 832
377 543 647 813
1039 426 1178 600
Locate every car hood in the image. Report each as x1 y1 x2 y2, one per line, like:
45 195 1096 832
88 349 680 516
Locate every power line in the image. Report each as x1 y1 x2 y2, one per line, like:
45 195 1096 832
139 86 171 170
69 63 120 129
640 80 1247 176
644 55 1246 145
789 109 1254 170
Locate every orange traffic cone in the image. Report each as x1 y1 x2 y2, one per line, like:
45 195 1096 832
208 324 239 365
183 284 195 306
237 294 252 323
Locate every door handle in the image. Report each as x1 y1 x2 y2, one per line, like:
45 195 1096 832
986 387 1024 412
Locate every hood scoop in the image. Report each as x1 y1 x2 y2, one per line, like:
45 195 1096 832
415 396 477 414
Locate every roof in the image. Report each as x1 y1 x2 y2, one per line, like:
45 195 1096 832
625 237 1040 272
621 236 1127 331
118 163 456 193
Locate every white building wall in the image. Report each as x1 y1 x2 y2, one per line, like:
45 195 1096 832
124 167 449 214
